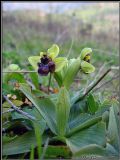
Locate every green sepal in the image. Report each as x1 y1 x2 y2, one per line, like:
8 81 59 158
81 61 95 73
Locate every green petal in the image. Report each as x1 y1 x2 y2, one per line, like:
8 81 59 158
80 48 92 60
28 56 40 71
81 61 95 73
40 52 46 57
54 57 68 72
47 44 59 59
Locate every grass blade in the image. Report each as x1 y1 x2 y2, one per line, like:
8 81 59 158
30 145 34 160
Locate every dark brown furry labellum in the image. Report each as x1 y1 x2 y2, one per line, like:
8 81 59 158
38 54 55 76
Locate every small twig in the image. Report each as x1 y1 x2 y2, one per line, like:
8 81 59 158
3 71 37 73
93 74 119 92
48 73 52 94
26 80 36 89
2 108 14 114
55 29 68 43
40 138 49 160
75 68 111 103
83 62 115 94
3 95 36 121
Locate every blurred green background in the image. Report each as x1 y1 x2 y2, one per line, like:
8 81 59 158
2 2 119 97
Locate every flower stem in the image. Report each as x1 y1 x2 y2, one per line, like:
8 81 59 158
48 73 52 94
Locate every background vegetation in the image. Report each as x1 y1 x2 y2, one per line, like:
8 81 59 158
3 2 119 97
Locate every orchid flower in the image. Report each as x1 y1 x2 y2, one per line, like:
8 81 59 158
80 48 95 73
28 44 68 76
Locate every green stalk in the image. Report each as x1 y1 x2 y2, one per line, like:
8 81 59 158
33 122 42 159
48 73 52 94
30 145 34 160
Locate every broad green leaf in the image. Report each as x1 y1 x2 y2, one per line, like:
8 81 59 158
54 57 68 72
102 111 109 123
3 134 71 158
66 116 102 137
2 83 14 95
74 143 118 158
69 99 87 122
48 44 59 59
69 113 98 130
81 61 95 73
63 58 81 90
73 144 107 157
3 135 18 144
70 90 84 106
69 103 110 132
19 83 57 134
80 48 92 60
3 131 71 157
31 89 48 98
3 100 23 108
28 56 40 71
56 87 71 136
11 110 46 133
3 131 36 155
105 143 119 157
7 64 20 71
66 122 106 153
29 72 39 89
108 104 119 151
67 114 102 137
87 94 98 114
